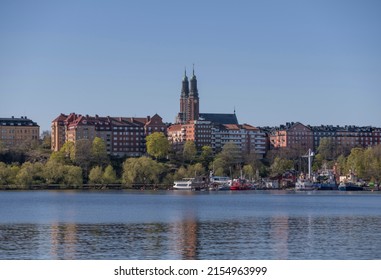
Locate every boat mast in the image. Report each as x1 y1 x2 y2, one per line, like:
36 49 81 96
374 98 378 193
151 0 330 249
308 149 314 179
302 149 314 179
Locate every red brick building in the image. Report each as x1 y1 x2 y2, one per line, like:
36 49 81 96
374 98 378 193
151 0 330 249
51 113 166 157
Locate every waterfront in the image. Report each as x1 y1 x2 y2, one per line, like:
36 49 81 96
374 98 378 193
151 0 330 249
1 190 381 259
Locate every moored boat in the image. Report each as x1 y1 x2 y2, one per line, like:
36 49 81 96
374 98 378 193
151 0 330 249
230 178 252 191
208 176 232 191
338 182 363 191
173 178 204 190
295 149 315 191
295 178 315 191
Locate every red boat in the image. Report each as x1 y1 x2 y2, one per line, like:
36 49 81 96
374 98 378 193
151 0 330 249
230 178 252 190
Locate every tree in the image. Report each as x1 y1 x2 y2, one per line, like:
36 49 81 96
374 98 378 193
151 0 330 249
73 139 92 175
243 164 254 180
0 162 11 185
220 142 242 167
199 145 213 168
41 130 51 150
91 137 109 167
347 148 366 178
89 166 104 184
183 141 197 163
187 163 205 178
317 137 337 161
146 132 170 160
212 142 242 177
335 154 347 176
122 157 166 186
270 157 293 177
44 159 65 184
103 165 117 184
16 162 44 187
62 165 83 187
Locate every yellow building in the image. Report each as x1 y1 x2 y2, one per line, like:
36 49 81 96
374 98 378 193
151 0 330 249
0 116 40 148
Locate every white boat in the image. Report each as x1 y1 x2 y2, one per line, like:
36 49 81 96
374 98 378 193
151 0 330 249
295 149 315 191
208 176 232 191
173 178 204 190
295 179 315 191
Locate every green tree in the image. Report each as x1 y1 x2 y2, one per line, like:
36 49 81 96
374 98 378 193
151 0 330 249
146 132 170 160
317 137 337 161
62 165 83 187
44 160 65 184
335 154 347 176
270 157 293 177
183 141 197 163
220 142 242 167
50 142 75 164
91 137 109 167
0 162 11 185
103 164 117 184
89 166 104 184
122 157 166 186
73 139 92 176
347 148 366 178
212 142 242 177
187 163 205 178
16 162 44 187
243 164 254 180
199 145 213 168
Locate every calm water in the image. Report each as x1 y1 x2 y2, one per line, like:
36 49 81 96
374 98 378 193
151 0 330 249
1 190 381 260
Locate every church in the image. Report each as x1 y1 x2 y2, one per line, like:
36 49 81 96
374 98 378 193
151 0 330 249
169 67 266 156
176 66 238 126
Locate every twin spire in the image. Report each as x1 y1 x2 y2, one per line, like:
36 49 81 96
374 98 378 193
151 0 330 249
183 64 196 80
181 64 198 97
179 65 200 123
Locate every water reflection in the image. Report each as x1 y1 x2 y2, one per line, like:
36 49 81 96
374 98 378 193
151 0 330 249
2 215 381 259
2 191 381 259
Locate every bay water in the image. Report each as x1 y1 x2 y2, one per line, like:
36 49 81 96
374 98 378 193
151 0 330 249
1 190 381 259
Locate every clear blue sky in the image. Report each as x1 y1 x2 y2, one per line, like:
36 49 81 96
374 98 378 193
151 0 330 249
1 0 380 132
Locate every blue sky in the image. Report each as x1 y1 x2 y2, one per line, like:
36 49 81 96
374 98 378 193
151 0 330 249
1 0 380 132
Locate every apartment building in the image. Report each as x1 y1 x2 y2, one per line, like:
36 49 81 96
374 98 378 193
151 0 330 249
0 116 40 148
51 113 166 157
269 122 314 152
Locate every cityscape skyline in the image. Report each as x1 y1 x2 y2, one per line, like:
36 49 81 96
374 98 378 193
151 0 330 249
1 0 380 133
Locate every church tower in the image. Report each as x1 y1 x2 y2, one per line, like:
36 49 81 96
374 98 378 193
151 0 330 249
179 68 189 123
188 65 199 122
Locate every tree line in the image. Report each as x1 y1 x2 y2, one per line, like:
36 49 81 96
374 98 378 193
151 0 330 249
1 133 380 188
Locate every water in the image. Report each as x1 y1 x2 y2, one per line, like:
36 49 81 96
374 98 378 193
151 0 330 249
1 190 381 260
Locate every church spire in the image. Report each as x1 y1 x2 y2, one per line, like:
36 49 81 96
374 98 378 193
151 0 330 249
181 67 189 97
190 64 198 97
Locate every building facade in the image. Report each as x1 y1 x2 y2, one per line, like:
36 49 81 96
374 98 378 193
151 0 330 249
269 122 314 152
269 122 381 152
51 113 166 157
0 116 40 148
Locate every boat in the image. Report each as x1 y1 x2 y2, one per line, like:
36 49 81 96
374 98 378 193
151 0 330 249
295 149 315 191
230 178 252 191
173 178 204 190
313 169 337 190
295 178 315 191
208 176 232 191
338 182 363 191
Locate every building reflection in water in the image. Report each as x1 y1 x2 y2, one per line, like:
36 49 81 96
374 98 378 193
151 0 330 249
170 211 198 260
49 223 77 259
269 216 289 259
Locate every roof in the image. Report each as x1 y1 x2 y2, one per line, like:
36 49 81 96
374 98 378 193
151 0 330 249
199 113 238 125
0 116 39 127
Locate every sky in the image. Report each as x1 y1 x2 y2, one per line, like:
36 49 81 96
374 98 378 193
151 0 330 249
1 0 380 133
